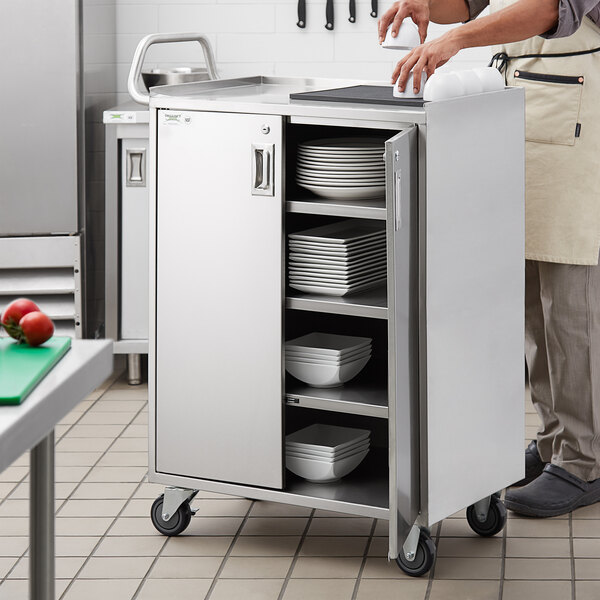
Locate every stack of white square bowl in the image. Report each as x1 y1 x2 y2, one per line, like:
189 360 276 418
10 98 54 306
285 332 372 388
288 219 386 297
286 424 371 483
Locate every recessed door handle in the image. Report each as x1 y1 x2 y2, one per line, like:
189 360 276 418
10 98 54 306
252 144 275 196
126 148 146 187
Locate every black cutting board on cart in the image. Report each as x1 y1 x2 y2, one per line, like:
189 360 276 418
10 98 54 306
290 85 426 107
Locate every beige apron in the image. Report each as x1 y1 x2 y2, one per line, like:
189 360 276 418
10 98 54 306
490 0 600 265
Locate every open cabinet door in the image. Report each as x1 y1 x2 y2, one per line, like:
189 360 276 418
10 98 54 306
423 91 525 525
154 110 284 489
386 126 420 560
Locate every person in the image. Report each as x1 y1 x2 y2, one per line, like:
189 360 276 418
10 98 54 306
378 0 600 517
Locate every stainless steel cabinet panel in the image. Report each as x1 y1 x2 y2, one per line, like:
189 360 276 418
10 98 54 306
121 139 150 340
385 126 419 560
155 110 284 489
423 92 525 525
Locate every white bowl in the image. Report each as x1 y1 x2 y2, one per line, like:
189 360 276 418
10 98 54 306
381 20 420 50
285 355 370 387
394 71 427 99
286 424 370 452
454 69 485 95
286 449 369 482
423 72 465 102
286 440 370 462
472 67 504 92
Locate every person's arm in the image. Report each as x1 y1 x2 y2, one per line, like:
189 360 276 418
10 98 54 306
392 0 559 92
378 0 472 45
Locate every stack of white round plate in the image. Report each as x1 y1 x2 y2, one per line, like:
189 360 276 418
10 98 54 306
288 220 386 296
296 138 385 200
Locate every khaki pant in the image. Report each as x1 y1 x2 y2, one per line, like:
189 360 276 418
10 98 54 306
526 258 600 481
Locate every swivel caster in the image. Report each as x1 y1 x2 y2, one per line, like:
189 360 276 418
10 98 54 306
396 528 436 577
151 493 192 536
466 495 507 537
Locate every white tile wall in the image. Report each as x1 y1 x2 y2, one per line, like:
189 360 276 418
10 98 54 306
112 1 493 88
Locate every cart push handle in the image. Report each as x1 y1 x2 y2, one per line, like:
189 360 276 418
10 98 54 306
127 33 219 105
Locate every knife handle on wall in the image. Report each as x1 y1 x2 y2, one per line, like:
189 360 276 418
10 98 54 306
349 0 356 23
325 0 334 30
297 0 306 28
370 0 378 17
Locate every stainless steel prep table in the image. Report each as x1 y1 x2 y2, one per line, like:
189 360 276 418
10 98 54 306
0 340 112 599
104 103 150 385
147 76 526 576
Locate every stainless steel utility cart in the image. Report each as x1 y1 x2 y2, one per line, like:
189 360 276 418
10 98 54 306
147 76 525 576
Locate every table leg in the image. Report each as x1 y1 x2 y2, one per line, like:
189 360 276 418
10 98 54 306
127 353 142 385
29 430 54 600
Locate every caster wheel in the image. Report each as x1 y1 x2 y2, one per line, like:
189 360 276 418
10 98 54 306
150 494 192 536
466 496 507 537
396 529 436 577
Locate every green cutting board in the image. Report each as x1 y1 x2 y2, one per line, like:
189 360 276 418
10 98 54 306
0 337 72 405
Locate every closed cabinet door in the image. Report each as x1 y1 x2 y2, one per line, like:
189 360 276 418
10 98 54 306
155 110 284 489
121 139 149 340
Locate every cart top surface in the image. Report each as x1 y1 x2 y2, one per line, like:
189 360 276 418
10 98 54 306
149 76 430 125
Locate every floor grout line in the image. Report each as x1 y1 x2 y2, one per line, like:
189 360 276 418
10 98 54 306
350 517 377 600
129 534 170 599
569 511 576 600
498 502 508 600
423 521 442 600
276 508 316 600
203 500 258 600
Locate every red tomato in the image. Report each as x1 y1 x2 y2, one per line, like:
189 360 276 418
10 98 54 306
18 312 54 346
1 298 40 340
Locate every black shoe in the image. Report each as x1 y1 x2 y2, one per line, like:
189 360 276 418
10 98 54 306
505 464 600 517
512 440 546 487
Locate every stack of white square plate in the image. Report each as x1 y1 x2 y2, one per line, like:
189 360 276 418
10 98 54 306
286 424 371 483
288 220 386 296
296 138 385 200
285 332 372 387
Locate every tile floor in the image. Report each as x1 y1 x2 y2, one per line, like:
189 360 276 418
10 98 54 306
1 371 599 600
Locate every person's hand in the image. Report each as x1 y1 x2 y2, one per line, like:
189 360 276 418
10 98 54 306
378 0 430 45
391 32 462 93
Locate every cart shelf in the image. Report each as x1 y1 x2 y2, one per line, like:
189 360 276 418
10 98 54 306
286 285 387 319
285 380 388 419
284 447 389 519
286 197 386 221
